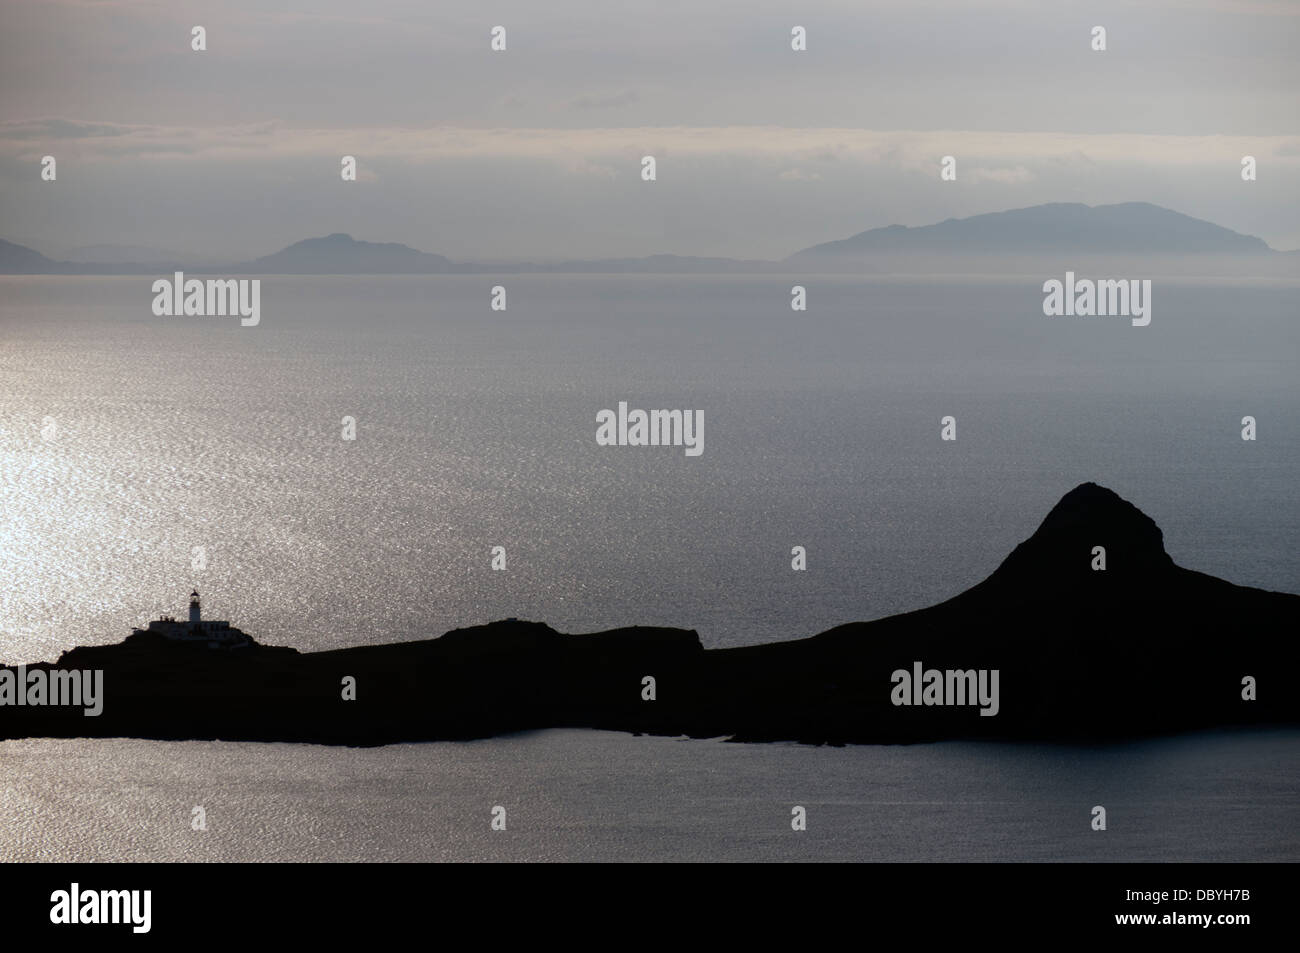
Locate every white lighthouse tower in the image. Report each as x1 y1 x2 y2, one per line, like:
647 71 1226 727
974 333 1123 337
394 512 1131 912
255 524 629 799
133 590 247 647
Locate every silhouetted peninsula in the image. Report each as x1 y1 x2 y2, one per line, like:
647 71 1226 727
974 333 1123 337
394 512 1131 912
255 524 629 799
2 484 1295 747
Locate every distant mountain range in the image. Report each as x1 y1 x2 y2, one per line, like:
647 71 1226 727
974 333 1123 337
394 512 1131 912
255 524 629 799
787 201 1273 259
0 238 64 273
236 233 457 274
2 203 1295 276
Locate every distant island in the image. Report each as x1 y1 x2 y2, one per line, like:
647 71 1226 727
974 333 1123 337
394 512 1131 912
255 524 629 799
1 483 1295 747
788 201 1273 259
3 202 1296 276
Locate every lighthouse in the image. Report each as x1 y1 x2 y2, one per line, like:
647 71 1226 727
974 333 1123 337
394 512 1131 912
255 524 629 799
133 591 248 648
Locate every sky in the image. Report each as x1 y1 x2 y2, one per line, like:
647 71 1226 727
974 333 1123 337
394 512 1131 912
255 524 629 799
1 0 1297 262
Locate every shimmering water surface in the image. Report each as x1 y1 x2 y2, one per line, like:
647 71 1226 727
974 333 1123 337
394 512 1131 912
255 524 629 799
2 276 1296 660
2 730 1296 863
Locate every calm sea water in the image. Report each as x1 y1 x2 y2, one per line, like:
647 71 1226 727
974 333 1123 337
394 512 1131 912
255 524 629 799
1 275 1296 862
1 275 1296 659
1 729 1295 862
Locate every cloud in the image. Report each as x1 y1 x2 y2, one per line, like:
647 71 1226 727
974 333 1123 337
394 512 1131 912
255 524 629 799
0 118 282 159
1 118 139 140
967 165 1033 185
561 158 618 179
571 90 640 110
4 119 1297 170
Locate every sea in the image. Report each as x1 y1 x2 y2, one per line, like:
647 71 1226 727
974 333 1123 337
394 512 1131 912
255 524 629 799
1 274 1297 861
